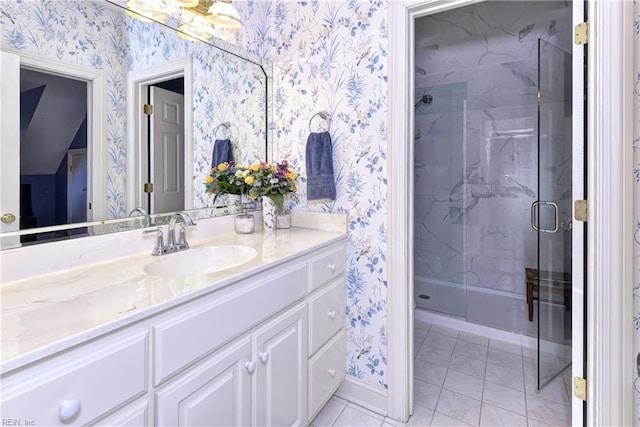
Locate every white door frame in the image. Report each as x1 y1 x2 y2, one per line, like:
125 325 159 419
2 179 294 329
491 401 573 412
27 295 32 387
0 48 105 222
0 51 21 249
586 1 634 425
126 57 193 214
387 0 634 425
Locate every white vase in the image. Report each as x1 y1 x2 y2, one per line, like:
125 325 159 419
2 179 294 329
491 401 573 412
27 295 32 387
226 194 241 209
262 196 277 231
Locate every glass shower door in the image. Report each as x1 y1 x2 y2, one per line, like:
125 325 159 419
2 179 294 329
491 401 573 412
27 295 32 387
535 39 572 389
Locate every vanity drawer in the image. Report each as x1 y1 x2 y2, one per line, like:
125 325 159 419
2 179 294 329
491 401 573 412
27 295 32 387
309 279 345 355
309 246 346 292
154 263 307 385
308 330 346 420
1 331 148 426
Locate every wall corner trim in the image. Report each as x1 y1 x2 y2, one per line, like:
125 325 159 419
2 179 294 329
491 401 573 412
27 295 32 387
335 376 388 417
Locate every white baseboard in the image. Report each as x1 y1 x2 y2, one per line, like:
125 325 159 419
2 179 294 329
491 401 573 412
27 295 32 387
335 376 388 417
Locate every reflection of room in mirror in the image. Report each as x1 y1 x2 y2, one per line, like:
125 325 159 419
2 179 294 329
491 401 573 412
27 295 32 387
18 68 89 245
0 0 270 247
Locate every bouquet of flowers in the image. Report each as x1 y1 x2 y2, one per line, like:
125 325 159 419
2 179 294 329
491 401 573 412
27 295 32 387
204 160 298 210
245 160 298 211
204 161 250 203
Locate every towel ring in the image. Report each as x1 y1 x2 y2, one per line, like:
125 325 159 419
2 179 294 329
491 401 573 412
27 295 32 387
309 111 331 133
213 122 232 139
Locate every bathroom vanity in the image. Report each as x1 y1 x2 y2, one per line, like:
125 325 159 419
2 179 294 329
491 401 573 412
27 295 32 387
0 217 347 426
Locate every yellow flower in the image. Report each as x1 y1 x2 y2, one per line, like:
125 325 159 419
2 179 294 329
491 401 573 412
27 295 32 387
250 163 260 172
245 176 255 185
286 171 297 179
205 175 214 183
217 163 227 171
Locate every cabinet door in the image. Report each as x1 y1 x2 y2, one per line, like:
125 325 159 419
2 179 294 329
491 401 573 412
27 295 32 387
254 303 308 427
156 337 252 427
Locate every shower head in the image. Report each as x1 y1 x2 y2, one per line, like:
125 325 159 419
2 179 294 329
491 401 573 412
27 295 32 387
415 93 433 108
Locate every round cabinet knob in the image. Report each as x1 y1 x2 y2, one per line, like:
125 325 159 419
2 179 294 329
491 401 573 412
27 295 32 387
328 368 336 378
328 263 336 273
1 213 16 224
59 398 81 423
327 311 336 320
258 351 270 363
245 361 256 374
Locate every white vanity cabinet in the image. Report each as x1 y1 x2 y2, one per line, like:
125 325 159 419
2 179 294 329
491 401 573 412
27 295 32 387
155 302 308 427
306 246 347 422
0 236 347 427
0 330 149 426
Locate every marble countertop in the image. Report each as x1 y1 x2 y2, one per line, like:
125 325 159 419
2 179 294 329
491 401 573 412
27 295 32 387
0 227 346 372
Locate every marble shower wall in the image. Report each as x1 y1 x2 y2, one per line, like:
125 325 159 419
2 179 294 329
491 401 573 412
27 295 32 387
414 2 572 317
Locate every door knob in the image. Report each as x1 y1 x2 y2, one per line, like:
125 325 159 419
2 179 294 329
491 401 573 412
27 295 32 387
258 351 270 363
245 361 256 374
1 213 16 224
327 311 336 320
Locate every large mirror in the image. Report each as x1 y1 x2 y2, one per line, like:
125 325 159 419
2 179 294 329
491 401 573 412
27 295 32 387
0 0 270 248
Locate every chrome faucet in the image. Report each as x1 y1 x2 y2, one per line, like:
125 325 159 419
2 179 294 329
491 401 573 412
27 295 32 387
129 207 151 228
143 212 196 256
167 212 196 252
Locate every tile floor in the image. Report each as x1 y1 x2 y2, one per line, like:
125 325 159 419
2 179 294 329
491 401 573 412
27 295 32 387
311 320 572 426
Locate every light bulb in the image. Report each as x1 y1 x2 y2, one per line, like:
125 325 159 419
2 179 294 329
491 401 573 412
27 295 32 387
170 0 199 7
208 0 242 29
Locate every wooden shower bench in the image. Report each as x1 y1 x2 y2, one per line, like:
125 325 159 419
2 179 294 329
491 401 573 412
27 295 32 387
525 267 571 322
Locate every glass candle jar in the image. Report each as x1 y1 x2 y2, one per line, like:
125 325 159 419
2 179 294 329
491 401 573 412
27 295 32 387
235 213 255 234
275 209 291 229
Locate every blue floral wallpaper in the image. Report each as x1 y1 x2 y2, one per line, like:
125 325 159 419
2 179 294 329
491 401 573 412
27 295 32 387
236 0 390 389
0 0 266 219
633 0 640 423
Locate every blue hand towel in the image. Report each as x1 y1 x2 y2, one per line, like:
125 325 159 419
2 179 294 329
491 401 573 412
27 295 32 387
306 131 336 200
211 139 234 167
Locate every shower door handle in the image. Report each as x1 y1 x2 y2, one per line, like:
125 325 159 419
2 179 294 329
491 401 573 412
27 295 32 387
531 201 559 233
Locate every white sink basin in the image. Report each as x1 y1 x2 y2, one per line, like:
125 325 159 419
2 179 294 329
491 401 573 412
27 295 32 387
144 245 258 277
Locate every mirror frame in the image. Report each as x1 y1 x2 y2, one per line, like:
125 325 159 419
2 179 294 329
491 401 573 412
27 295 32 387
0 0 272 245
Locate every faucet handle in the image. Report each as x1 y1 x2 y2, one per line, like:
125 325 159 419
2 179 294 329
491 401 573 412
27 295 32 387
143 227 165 256
177 223 190 250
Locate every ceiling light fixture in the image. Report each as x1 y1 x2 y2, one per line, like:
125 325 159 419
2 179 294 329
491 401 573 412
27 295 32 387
207 0 242 29
177 14 213 42
124 0 242 39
